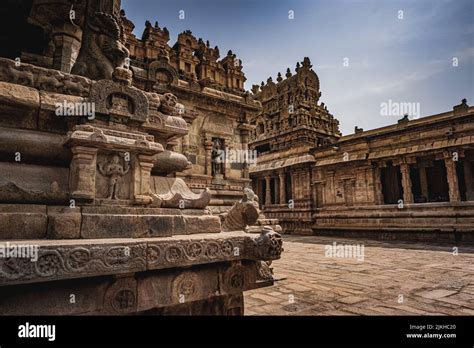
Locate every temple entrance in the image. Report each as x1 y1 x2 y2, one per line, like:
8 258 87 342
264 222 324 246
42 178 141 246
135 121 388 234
381 162 402 204
426 160 449 202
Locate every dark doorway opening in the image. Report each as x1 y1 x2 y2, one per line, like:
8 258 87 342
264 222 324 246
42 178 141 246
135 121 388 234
426 160 449 202
381 162 402 204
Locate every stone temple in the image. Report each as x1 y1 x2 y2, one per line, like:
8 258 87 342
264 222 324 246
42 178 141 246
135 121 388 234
249 58 473 242
0 0 283 315
0 0 472 316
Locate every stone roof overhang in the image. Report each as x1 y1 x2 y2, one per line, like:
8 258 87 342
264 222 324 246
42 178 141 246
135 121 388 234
313 134 474 167
249 154 315 173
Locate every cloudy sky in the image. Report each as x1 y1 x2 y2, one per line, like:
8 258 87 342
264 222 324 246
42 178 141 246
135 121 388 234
122 0 473 135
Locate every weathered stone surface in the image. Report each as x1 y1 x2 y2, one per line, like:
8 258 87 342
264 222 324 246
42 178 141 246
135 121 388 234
0 204 47 239
0 276 109 315
0 231 280 287
0 81 39 129
47 206 82 239
0 163 69 204
221 188 260 231
0 126 70 166
80 213 221 238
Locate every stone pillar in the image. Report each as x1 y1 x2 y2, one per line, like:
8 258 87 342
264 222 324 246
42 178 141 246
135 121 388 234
264 175 271 206
445 157 461 202
419 166 429 201
399 163 414 204
132 154 156 205
290 171 295 200
295 172 301 199
279 171 286 205
274 178 279 204
204 139 213 176
373 164 384 204
69 146 98 201
240 130 250 179
464 161 474 200
52 29 83 73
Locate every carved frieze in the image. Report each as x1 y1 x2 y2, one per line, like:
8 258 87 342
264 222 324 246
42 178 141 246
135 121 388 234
89 79 149 122
0 58 91 97
0 233 262 286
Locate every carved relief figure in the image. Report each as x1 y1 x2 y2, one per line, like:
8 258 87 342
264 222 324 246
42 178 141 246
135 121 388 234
98 155 130 199
72 12 130 80
211 138 225 177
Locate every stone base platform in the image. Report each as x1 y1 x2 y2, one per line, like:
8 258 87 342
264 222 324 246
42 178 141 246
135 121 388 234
0 231 277 315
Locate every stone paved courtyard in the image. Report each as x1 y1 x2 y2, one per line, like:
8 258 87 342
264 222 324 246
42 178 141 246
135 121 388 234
244 235 474 315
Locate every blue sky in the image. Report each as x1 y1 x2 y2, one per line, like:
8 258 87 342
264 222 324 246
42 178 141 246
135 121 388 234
122 0 474 135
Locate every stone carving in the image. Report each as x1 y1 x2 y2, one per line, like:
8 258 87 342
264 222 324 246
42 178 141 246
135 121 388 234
35 252 63 277
205 242 220 259
186 242 204 259
150 177 211 209
105 277 137 314
165 246 183 263
221 188 260 231
0 2 286 316
3 64 34 85
159 93 179 114
220 240 234 257
72 12 130 80
0 234 281 286
221 263 245 294
89 77 149 122
256 261 274 282
211 138 225 176
249 226 284 261
153 150 191 175
0 244 147 285
146 245 162 264
66 248 91 271
172 272 200 302
0 58 91 97
112 289 136 312
148 60 178 89
37 70 63 90
98 154 130 199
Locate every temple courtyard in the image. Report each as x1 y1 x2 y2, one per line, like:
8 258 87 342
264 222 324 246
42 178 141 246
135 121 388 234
244 235 474 315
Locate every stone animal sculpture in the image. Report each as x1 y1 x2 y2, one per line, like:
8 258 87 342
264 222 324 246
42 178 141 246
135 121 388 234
37 71 64 90
72 12 129 80
4 64 34 86
221 188 260 232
